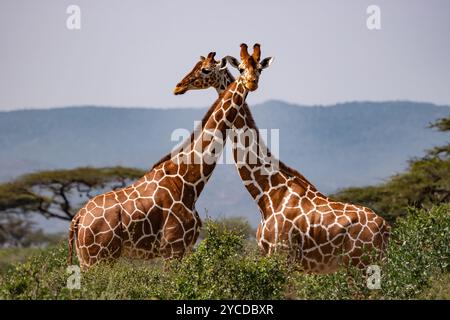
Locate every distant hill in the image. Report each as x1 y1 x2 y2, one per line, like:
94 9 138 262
0 101 449 230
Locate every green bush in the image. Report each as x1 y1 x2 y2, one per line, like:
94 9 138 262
380 204 450 298
0 206 448 300
290 204 450 299
0 219 287 300
173 220 287 299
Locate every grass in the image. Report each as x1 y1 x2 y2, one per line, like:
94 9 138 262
0 204 449 300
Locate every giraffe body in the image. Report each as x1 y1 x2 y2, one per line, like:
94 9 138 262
174 52 390 273
68 45 273 269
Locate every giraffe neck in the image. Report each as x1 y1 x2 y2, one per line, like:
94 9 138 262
215 68 235 94
171 78 248 199
213 68 318 220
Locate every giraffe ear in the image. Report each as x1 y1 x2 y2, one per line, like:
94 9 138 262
218 57 227 70
225 56 240 70
260 56 274 70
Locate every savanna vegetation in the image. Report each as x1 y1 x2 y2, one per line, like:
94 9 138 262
0 116 449 299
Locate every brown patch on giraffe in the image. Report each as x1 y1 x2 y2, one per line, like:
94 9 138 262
300 197 315 213
86 201 96 211
84 228 95 244
372 232 383 248
246 183 261 198
331 233 345 246
136 235 154 250
270 173 286 187
348 223 363 239
115 190 128 203
295 214 309 233
306 191 315 198
305 249 321 262
320 243 333 255
109 235 122 255
221 99 231 112
284 207 300 221
78 227 85 241
159 177 183 201
238 166 252 181
181 189 195 210
330 202 345 211
163 161 179 175
286 194 300 207
310 225 328 244
93 195 105 207
232 94 243 108
184 229 195 245
131 210 146 221
359 213 367 225
316 204 333 214
359 226 373 241
104 208 120 228
104 194 117 208
313 197 328 206
82 212 95 226
147 211 163 239
153 170 165 181
142 219 152 235
214 109 224 122
183 166 199 183
234 115 245 128
345 210 359 223
95 231 113 245
254 170 270 192
177 162 188 176
195 181 205 195
226 106 238 123
336 215 351 227
287 181 307 196
281 219 293 235
328 224 343 237
257 194 271 211
122 212 131 227
268 186 288 211
322 212 336 225
145 170 156 180
173 203 196 229
368 221 380 233
154 188 174 208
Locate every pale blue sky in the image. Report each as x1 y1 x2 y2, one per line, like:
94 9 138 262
0 0 449 110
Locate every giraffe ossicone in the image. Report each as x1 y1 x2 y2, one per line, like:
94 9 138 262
174 49 390 274
67 43 273 270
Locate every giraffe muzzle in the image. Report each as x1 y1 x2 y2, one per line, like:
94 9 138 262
173 85 188 95
246 82 258 91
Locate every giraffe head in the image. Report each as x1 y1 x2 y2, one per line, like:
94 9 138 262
226 43 274 91
174 52 227 95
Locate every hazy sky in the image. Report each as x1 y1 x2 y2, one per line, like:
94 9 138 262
1 0 449 110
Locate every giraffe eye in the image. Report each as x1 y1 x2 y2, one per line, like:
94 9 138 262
201 68 211 74
238 67 244 73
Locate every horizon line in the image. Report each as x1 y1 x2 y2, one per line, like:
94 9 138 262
1 99 449 113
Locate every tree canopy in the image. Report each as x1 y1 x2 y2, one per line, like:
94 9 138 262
0 166 145 221
333 116 450 223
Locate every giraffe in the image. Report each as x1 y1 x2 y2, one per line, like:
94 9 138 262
174 51 390 274
67 44 273 269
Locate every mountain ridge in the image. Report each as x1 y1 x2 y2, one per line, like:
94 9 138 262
1 100 449 230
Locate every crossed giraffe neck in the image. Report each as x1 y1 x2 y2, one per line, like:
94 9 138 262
175 55 391 273
67 44 265 269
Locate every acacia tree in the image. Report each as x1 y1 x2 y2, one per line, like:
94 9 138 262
333 116 450 223
0 166 145 221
